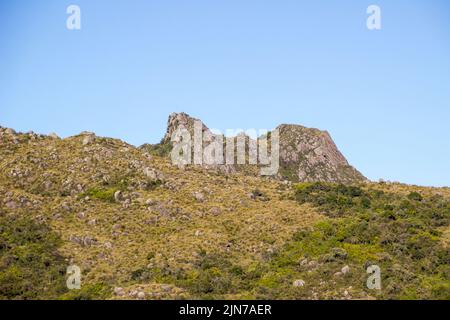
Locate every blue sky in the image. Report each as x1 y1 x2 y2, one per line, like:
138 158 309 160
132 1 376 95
0 0 449 186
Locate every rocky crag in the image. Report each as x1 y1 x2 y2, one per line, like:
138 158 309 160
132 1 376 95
145 112 365 183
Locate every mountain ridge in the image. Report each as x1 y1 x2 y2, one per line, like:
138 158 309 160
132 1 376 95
0 121 449 300
146 112 366 183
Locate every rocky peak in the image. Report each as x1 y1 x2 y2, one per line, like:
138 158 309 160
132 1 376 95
163 112 210 144
159 113 365 183
276 124 365 183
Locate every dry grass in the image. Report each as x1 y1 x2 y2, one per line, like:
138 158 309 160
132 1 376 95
1 129 448 299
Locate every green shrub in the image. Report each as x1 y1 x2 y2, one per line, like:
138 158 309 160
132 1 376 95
0 215 68 300
80 187 117 202
59 283 111 300
285 182 450 299
143 142 173 157
407 191 423 202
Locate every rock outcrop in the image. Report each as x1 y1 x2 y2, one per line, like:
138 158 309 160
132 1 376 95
159 113 365 183
277 124 365 183
163 112 210 144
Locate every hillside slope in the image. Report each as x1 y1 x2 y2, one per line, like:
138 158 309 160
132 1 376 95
0 125 448 300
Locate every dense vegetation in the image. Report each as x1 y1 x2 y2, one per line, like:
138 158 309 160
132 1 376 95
140 142 173 158
129 183 450 300
264 183 450 299
0 214 68 300
262 183 449 299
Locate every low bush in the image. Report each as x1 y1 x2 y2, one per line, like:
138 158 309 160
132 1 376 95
80 187 117 203
0 215 68 300
59 283 111 300
284 182 450 299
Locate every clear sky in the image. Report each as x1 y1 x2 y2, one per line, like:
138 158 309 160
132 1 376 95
1 0 449 186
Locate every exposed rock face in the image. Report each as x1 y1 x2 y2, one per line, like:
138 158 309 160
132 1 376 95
277 124 366 183
80 132 96 145
160 113 365 183
163 112 210 144
161 113 238 174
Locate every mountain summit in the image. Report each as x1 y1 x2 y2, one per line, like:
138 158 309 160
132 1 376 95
276 124 365 183
162 112 211 144
157 112 365 183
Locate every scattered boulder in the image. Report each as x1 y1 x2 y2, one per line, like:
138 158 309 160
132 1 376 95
76 212 86 219
81 132 96 145
161 284 172 292
299 258 308 266
83 236 97 247
143 167 160 180
193 192 205 202
104 242 113 249
114 287 125 296
137 291 146 300
5 201 18 210
112 224 122 231
122 198 131 209
49 132 60 139
69 235 97 247
52 213 62 220
153 204 170 216
210 207 221 215
128 290 138 298
4 128 16 135
293 279 305 287
114 191 123 203
341 265 350 275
